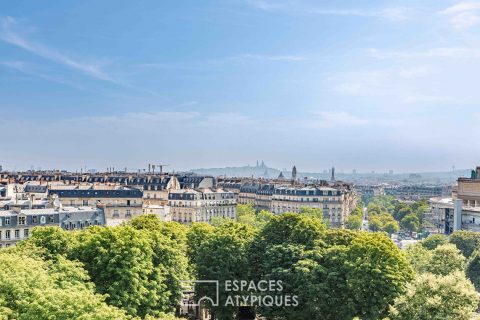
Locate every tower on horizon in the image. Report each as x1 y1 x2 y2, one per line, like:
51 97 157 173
292 165 297 181
331 166 335 181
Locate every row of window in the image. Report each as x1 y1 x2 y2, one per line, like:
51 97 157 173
0 229 29 240
0 215 54 226
112 209 132 218
63 220 100 230
69 200 137 206
272 197 341 202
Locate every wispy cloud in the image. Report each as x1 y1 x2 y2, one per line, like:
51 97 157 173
0 16 115 82
438 2 480 29
245 0 408 21
310 110 368 128
369 47 480 59
330 68 456 104
398 66 435 79
1 60 85 89
226 53 309 62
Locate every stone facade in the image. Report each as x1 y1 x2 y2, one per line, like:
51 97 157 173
0 206 104 248
48 185 143 226
168 188 236 224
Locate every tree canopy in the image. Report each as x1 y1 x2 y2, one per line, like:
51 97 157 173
390 272 479 320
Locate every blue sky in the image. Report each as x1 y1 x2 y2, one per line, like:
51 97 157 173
1 0 480 173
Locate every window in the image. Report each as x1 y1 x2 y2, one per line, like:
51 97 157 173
126 209 131 218
0 231 2 239
5 230 10 239
49 215 55 223
32 216 38 223
70 200 75 206
0 219 2 226
40 216 46 224
127 200 131 206
18 216 25 225
14 230 19 239
113 210 119 218
24 229 29 237
5 217 10 225
83 200 88 206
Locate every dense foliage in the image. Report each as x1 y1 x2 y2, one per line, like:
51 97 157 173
1 208 479 320
0 246 130 319
365 195 428 234
397 235 480 320
390 272 478 320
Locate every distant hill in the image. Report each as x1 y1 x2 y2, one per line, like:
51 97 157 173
189 162 284 179
189 163 470 185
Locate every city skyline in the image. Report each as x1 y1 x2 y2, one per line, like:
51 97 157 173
2 0 480 172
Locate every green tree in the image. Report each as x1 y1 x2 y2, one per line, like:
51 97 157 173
258 232 412 320
195 222 257 320
210 216 232 227
0 249 129 319
395 207 412 222
186 222 214 274
367 203 384 216
385 221 400 235
449 230 480 258
249 213 326 278
420 234 448 250
401 213 420 233
254 210 274 229
424 244 466 276
350 205 364 217
390 272 479 320
70 226 157 317
341 232 413 319
236 204 256 225
404 244 433 275
299 207 324 221
129 216 190 315
369 213 399 234
21 226 75 260
323 229 359 247
466 249 480 290
346 214 362 230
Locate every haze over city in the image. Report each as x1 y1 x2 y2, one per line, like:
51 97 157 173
2 0 480 172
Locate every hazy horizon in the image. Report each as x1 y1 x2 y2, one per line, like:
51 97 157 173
1 0 480 172
0 161 473 176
